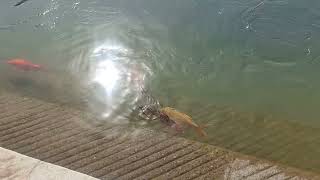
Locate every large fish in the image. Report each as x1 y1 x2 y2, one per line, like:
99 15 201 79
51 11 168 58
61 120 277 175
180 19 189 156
160 107 207 137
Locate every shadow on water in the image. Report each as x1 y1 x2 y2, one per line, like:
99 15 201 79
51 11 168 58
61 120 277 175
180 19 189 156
7 76 67 104
1 67 86 109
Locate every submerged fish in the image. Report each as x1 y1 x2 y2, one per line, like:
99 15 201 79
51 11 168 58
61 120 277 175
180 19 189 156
7 59 42 71
14 0 30 6
160 107 207 137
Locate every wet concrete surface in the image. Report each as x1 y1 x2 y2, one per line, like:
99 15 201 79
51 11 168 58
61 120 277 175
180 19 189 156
0 92 319 180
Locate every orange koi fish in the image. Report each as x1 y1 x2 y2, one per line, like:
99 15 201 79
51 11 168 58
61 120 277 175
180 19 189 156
7 59 43 71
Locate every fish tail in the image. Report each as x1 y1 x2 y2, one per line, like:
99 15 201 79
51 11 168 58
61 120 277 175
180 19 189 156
194 126 207 137
33 64 46 71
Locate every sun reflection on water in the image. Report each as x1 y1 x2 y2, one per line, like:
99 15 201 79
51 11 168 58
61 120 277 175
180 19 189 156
84 40 149 124
92 60 119 96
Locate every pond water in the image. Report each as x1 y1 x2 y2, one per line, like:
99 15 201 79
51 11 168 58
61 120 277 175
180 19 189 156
1 0 320 173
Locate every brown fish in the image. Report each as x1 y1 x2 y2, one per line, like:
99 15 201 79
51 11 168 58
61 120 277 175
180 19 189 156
160 107 207 137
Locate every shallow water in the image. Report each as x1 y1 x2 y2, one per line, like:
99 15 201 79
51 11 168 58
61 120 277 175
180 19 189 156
1 0 320 173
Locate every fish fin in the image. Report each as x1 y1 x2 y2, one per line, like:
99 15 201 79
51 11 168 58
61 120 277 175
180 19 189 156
195 126 207 137
14 0 29 6
199 123 209 129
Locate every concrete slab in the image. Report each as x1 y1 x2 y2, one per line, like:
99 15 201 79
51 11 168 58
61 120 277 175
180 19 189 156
0 147 98 180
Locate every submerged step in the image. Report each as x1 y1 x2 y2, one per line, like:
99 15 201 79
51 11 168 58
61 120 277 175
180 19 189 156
0 92 318 180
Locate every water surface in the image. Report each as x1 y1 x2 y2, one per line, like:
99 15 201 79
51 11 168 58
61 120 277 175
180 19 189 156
1 0 320 173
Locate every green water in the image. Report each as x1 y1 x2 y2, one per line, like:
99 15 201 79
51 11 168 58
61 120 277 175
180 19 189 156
1 0 320 173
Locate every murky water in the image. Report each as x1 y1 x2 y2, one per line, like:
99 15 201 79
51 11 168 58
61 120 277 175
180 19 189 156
1 0 320 173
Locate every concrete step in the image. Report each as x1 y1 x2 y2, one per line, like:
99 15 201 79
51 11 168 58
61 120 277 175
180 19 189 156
0 147 97 180
0 93 318 180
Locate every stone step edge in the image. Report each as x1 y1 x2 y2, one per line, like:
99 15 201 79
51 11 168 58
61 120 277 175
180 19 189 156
0 147 98 180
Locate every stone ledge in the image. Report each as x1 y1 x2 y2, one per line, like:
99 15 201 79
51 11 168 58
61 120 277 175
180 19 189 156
0 147 98 180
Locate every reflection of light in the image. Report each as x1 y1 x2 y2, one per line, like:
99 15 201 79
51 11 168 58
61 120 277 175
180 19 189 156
93 43 130 59
87 41 148 122
92 60 120 95
93 44 126 53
